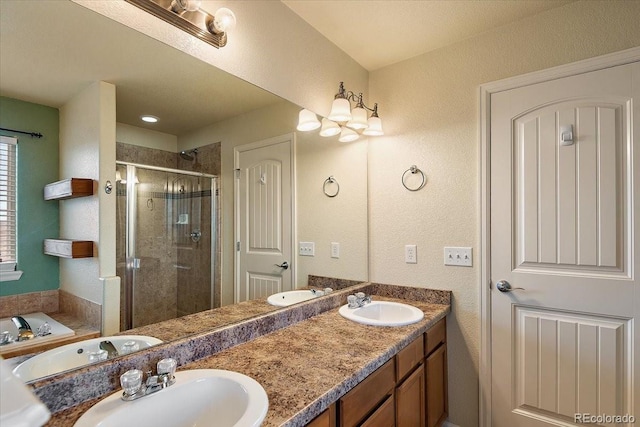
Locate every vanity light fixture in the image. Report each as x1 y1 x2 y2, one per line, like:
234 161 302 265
140 115 159 123
125 0 237 48
296 82 384 142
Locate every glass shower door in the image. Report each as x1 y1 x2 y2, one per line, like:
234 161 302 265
117 163 215 330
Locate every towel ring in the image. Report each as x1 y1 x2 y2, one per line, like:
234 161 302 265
402 165 426 191
323 176 340 198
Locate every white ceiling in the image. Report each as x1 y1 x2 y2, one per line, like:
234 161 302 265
282 0 576 71
0 1 576 137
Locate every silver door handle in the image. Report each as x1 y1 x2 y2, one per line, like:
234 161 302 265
496 280 524 292
275 261 289 270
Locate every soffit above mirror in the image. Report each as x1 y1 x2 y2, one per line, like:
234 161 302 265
0 0 283 136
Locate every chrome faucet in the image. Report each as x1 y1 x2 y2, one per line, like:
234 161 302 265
11 316 34 341
120 358 177 401
347 292 372 308
310 287 333 296
99 340 119 358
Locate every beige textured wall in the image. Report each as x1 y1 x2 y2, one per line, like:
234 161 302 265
116 123 177 152
368 2 640 426
296 133 368 285
59 81 116 308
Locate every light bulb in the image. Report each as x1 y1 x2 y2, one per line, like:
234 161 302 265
338 127 359 143
328 98 352 122
319 118 341 137
184 0 201 11
209 8 237 34
346 106 368 130
296 109 321 131
171 0 200 13
363 116 384 136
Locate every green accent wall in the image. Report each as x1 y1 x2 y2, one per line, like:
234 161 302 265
0 96 59 296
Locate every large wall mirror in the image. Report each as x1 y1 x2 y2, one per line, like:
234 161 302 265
0 0 367 380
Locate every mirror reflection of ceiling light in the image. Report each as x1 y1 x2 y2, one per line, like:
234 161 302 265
125 0 236 49
140 115 159 123
297 82 384 142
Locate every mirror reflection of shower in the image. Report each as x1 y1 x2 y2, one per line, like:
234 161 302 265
116 161 218 330
179 148 198 162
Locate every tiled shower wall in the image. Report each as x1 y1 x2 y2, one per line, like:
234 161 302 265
116 142 221 330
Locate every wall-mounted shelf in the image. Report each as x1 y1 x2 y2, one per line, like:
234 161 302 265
44 239 94 258
44 178 94 200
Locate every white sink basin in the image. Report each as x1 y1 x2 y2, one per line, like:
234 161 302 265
339 301 424 326
267 290 318 307
74 369 269 427
13 335 162 382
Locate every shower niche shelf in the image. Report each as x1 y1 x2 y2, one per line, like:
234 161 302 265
44 239 94 258
44 178 94 200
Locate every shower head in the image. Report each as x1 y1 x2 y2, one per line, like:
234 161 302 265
180 149 198 161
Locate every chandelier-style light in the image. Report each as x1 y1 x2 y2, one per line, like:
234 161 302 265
297 82 384 142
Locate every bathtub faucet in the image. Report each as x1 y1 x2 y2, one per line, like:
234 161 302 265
11 316 34 341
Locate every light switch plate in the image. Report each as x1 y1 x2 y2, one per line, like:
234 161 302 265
444 247 472 266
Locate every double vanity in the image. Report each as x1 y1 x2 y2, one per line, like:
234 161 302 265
23 280 450 427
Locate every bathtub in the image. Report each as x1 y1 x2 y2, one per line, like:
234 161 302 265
0 312 75 355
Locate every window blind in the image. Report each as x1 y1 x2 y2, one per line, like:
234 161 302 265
0 135 17 264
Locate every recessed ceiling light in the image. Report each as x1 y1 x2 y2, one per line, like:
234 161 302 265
140 115 159 123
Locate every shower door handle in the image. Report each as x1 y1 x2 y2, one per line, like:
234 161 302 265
130 258 141 269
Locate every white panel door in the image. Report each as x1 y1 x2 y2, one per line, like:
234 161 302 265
491 63 639 426
235 135 294 302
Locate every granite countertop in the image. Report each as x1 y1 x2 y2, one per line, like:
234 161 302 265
118 274 359 343
121 298 278 343
45 295 449 427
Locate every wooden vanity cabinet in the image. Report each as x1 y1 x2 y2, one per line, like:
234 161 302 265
396 334 425 427
395 361 425 426
306 317 447 427
339 358 396 427
308 403 337 427
425 318 448 427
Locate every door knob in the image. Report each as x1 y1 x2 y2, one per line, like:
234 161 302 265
496 280 524 292
274 261 289 270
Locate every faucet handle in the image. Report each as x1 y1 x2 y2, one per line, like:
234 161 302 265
347 295 359 308
157 358 177 377
0 331 14 345
120 369 143 397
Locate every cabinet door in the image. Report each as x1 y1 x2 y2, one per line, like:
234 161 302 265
396 334 424 382
339 358 395 427
361 395 395 427
425 318 446 357
426 344 448 427
306 403 336 427
396 363 425 427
